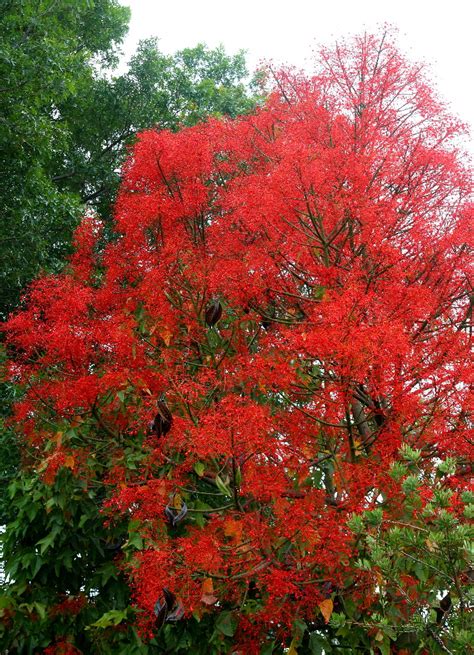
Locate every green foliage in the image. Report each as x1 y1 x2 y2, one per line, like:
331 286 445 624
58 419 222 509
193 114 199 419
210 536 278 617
0 0 130 319
0 469 134 653
341 453 474 654
0 346 21 524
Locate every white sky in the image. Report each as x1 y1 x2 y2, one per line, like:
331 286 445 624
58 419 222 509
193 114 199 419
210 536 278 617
121 0 473 141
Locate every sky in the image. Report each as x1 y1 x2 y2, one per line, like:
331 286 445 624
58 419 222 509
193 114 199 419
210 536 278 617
121 0 473 140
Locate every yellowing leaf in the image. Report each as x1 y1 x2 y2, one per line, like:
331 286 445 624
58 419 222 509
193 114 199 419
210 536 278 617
201 577 218 605
223 519 243 543
192 607 203 621
201 577 213 594
375 630 384 642
353 438 364 456
171 493 183 510
318 598 333 623
64 455 75 469
158 325 173 346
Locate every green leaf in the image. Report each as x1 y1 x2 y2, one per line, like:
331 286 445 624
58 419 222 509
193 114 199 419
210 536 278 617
215 474 232 497
79 513 89 529
215 611 237 637
378 636 391 655
309 633 328 655
97 561 119 585
329 612 346 629
33 602 47 621
293 617 308 642
36 526 60 554
125 531 143 550
18 601 47 620
31 555 43 578
0 595 15 612
414 562 429 582
87 608 129 629
194 461 205 477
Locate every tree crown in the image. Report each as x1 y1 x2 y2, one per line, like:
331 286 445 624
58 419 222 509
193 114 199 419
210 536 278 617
2 30 473 655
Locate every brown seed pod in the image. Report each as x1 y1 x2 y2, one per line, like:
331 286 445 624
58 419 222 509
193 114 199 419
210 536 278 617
163 587 176 611
166 601 184 622
154 597 168 628
164 501 188 527
151 400 173 437
154 587 184 628
205 300 222 327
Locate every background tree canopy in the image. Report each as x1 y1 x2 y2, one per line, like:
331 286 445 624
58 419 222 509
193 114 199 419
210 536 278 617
0 0 257 320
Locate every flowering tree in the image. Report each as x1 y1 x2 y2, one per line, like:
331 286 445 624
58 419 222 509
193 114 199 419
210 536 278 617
1 32 472 654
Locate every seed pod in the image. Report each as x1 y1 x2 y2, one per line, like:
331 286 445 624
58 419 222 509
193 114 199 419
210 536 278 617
164 501 188 527
152 400 173 437
163 587 176 611
205 300 222 326
164 505 176 524
167 601 184 622
154 588 184 628
154 597 168 628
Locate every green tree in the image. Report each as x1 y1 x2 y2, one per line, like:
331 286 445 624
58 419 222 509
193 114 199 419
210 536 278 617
0 0 130 319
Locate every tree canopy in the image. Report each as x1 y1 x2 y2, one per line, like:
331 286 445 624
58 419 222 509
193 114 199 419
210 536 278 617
0 0 129 318
0 1 256 319
1 31 473 655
